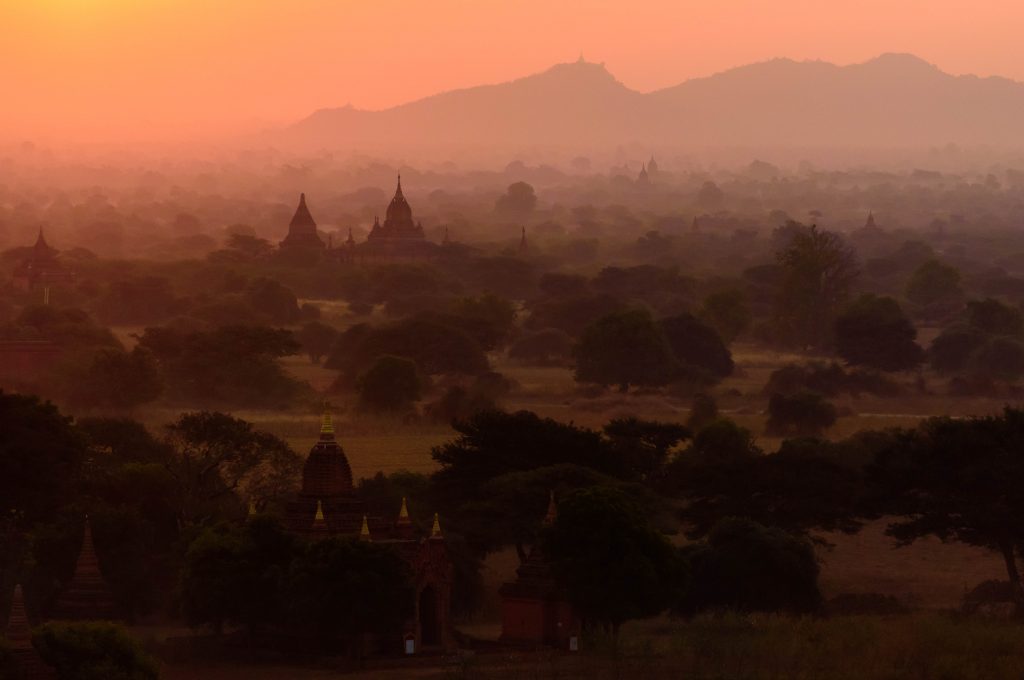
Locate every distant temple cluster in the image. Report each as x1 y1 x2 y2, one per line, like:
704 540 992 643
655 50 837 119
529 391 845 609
280 176 444 262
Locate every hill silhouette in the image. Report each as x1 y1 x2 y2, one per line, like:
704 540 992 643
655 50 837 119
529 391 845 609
277 54 1024 153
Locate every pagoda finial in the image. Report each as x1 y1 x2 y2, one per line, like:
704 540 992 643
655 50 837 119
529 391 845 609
519 226 527 252
247 499 258 518
320 410 335 438
430 512 443 538
314 500 325 523
359 515 372 541
543 490 558 527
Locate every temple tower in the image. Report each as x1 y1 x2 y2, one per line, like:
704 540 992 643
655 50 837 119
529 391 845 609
50 517 118 621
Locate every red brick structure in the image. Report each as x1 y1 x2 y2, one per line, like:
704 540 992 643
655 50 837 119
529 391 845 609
5 584 56 679
284 414 455 652
50 517 119 621
499 492 578 648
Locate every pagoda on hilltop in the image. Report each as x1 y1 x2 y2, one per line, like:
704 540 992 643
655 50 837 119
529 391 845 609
279 193 326 251
50 517 118 621
499 492 578 648
13 229 74 292
283 413 454 651
5 584 56 678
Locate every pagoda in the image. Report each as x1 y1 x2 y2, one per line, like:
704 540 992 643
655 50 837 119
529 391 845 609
12 229 74 292
279 193 326 251
4 584 56 679
50 517 118 621
358 177 439 261
499 492 578 647
283 413 455 651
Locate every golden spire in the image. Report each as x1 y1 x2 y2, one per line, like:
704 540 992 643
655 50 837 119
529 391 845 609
314 500 325 523
543 490 558 527
320 410 334 437
360 515 372 541
247 499 257 518
431 512 443 538
398 497 410 523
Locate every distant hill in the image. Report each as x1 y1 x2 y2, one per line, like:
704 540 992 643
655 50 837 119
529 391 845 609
275 54 1024 153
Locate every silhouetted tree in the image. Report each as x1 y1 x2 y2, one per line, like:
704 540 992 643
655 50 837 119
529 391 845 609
495 181 537 219
834 294 923 372
766 392 837 437
699 289 752 344
356 355 422 413
659 312 734 379
574 308 678 391
296 321 338 364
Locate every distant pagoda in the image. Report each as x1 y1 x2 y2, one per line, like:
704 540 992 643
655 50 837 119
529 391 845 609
279 193 326 251
5 584 56 679
368 175 425 241
13 229 74 292
50 517 118 621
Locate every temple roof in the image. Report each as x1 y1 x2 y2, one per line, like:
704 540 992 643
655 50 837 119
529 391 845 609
280 193 325 249
51 517 118 621
301 412 353 497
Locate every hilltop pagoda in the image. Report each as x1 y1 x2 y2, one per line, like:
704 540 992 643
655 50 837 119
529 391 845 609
50 517 118 621
284 413 454 651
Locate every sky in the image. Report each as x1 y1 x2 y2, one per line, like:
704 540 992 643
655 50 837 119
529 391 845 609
2 0 1022 144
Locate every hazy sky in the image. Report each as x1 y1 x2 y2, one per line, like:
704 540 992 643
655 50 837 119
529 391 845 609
3 0 1022 144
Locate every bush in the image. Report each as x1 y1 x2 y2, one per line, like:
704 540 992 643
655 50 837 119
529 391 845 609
764 362 898 398
826 592 908 616
677 518 821 616
765 391 837 437
33 621 159 680
961 580 1016 615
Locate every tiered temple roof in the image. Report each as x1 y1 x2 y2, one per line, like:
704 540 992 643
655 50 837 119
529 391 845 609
279 193 325 250
13 229 74 291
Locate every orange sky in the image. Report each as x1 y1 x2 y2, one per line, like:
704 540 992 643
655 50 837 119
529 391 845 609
2 0 1022 144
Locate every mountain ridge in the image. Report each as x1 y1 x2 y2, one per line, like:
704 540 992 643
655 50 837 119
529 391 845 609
278 55 1024 152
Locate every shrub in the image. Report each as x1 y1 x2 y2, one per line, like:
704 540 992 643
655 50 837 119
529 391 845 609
677 518 821 616
765 391 837 437
33 621 159 680
356 356 422 413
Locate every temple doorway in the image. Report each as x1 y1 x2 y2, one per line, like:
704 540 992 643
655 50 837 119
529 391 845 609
419 586 439 646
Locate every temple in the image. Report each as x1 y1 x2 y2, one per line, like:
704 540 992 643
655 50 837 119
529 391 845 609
12 229 74 292
357 176 439 261
4 584 56 678
284 413 454 651
368 176 424 241
279 193 326 251
499 492 578 648
50 517 119 621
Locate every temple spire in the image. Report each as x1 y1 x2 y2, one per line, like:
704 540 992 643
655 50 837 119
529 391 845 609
519 226 527 252
431 512 443 539
320 410 335 439
247 499 258 519
398 497 411 524
359 515 372 542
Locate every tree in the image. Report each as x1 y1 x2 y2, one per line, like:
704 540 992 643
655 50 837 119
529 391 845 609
495 181 537 219
603 417 691 482
929 326 985 374
659 313 734 379
676 518 821 615
63 347 162 411
968 336 1024 382
295 321 337 364
967 298 1024 337
431 410 628 503
180 517 298 633
905 259 962 309
327 317 488 377
765 392 837 437
286 538 413 651
699 289 751 344
163 412 302 528
542 487 685 635
686 393 719 432
33 621 159 680
0 392 84 525
775 225 858 349
246 278 301 324
508 328 573 365
834 294 923 372
356 356 422 413
574 308 678 391
871 409 1024 608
